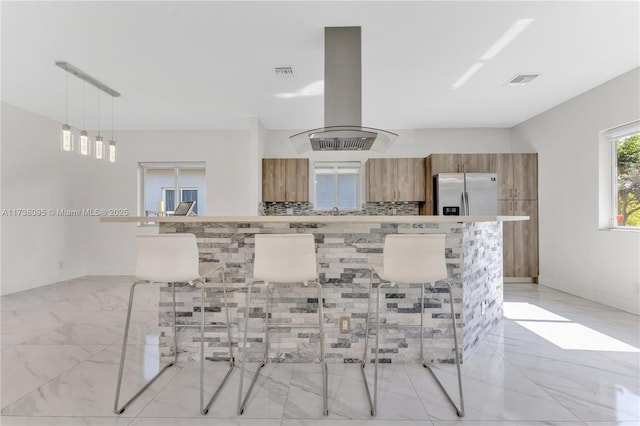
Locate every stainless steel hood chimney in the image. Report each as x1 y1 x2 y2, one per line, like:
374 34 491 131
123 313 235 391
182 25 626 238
290 27 398 153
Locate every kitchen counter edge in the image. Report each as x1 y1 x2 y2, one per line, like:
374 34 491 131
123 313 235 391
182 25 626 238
100 215 529 223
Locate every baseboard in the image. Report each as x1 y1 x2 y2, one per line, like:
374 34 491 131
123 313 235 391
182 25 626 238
504 277 537 284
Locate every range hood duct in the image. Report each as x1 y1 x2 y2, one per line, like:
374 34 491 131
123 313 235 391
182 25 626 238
290 27 398 153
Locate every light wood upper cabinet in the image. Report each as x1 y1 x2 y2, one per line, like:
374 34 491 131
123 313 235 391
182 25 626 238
397 158 425 201
458 154 493 173
262 158 309 202
367 158 425 202
493 153 537 200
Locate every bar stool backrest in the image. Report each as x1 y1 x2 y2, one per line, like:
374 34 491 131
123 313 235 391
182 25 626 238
383 234 447 283
254 234 317 282
136 234 200 283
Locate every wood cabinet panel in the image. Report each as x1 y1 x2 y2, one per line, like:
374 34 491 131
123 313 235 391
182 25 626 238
367 158 424 202
397 158 425 201
367 158 397 202
512 154 538 200
513 199 538 277
286 159 309 202
459 154 492 173
262 159 287 201
494 153 537 200
493 154 514 199
499 200 515 277
262 158 309 202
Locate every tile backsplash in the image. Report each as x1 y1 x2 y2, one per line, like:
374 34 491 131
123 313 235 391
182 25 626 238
261 202 420 216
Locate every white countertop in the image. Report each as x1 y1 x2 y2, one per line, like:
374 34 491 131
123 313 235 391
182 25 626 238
100 215 529 223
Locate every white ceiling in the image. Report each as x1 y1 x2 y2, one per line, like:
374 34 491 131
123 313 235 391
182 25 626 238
1 1 638 131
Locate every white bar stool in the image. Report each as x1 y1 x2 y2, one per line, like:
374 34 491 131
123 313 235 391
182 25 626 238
237 233 328 416
113 233 235 415
360 234 464 417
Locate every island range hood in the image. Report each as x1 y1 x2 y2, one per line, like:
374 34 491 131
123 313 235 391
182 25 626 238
290 27 398 153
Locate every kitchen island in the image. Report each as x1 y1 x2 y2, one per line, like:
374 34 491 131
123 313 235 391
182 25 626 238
101 215 527 364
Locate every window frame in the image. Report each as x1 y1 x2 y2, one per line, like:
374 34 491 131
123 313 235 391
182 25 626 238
139 162 206 218
605 121 640 231
161 187 199 214
313 161 361 211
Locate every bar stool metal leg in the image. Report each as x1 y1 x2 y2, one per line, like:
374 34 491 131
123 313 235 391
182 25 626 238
237 281 266 415
114 281 178 414
237 280 328 416
198 267 236 415
361 279 465 418
312 281 329 416
360 267 376 416
423 282 465 417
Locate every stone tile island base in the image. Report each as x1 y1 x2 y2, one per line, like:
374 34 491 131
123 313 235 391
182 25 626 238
157 219 503 365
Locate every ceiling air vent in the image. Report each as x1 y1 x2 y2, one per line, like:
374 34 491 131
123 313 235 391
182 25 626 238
507 73 539 86
275 66 294 77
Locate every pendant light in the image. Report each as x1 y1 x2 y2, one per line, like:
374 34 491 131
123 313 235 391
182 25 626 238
79 82 91 156
55 61 120 159
95 91 104 159
108 96 117 163
60 71 74 151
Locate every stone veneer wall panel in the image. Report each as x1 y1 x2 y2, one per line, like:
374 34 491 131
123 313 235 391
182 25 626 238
158 220 503 364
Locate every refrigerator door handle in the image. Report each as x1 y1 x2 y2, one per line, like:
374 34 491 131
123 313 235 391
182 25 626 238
465 191 470 215
461 191 469 215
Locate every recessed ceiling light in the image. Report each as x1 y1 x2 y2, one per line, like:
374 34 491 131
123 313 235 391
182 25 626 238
275 66 294 77
507 73 540 86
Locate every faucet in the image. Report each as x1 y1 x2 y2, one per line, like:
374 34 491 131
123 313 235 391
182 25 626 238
332 206 339 216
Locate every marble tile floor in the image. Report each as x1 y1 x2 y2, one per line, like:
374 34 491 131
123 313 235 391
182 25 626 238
1 276 638 426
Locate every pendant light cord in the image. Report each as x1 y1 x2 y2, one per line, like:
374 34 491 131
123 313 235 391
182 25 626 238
82 82 86 130
97 92 101 137
65 72 69 124
111 97 114 140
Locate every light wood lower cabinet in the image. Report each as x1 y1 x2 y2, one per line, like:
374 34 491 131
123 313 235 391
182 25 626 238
500 199 538 278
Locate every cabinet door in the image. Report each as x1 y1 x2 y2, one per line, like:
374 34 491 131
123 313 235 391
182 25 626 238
367 158 397 202
513 200 538 277
262 159 287 202
286 159 309 202
512 154 538 200
459 154 492 173
397 158 425 201
494 154 514 200
430 154 463 174
499 200 515 277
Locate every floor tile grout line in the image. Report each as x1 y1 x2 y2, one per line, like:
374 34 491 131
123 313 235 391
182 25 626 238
492 318 595 425
401 363 436 426
0 343 114 412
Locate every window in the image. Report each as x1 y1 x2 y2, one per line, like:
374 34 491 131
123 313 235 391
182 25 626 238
162 188 199 214
314 162 360 210
606 122 640 229
140 163 206 216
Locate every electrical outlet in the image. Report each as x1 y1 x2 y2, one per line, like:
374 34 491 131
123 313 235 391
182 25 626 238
286 207 293 215
339 316 350 333
392 208 397 215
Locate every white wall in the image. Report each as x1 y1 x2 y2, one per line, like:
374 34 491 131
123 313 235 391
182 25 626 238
1 103 92 294
84 129 258 276
512 67 640 315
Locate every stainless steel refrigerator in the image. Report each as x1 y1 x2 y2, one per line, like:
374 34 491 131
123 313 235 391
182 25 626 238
434 173 498 215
